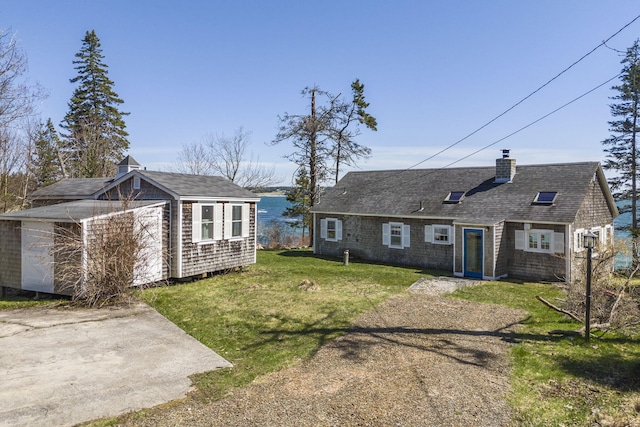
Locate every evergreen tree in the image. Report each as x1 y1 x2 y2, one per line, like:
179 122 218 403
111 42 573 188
273 80 376 244
61 30 129 178
33 119 64 187
603 39 640 265
283 167 312 241
331 79 377 184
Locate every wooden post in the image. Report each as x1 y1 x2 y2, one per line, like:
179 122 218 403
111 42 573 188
585 245 592 344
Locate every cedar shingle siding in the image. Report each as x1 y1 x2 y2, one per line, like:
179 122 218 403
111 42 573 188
181 202 256 277
312 159 617 282
0 157 260 294
0 220 21 288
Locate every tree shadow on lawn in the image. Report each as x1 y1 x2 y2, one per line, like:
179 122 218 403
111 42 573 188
274 249 444 275
554 351 640 391
247 312 553 369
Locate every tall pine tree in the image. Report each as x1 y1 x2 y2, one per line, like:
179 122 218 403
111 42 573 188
603 39 640 266
61 30 129 178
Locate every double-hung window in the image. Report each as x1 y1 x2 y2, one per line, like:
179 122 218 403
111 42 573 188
225 203 250 240
192 203 222 243
320 218 342 241
232 205 243 237
383 222 410 249
390 223 403 247
201 204 215 240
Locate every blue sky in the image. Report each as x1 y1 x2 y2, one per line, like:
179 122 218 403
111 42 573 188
3 1 640 184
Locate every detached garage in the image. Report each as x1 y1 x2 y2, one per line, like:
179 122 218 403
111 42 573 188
0 200 169 296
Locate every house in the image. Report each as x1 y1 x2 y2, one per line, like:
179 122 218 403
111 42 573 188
311 152 618 282
0 156 260 296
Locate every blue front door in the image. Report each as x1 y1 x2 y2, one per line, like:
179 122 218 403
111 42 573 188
464 229 483 279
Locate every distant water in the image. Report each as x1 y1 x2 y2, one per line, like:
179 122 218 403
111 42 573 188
615 201 631 269
256 195 303 245
255 197 632 263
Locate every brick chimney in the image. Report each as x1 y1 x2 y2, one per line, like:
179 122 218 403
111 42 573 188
494 149 516 183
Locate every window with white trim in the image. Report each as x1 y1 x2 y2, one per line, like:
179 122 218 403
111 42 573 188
573 226 613 252
232 205 243 237
424 224 453 245
528 230 551 251
202 205 215 240
574 228 585 252
515 228 564 254
192 203 223 243
320 218 342 242
224 203 250 240
133 176 141 190
390 223 402 247
383 222 410 249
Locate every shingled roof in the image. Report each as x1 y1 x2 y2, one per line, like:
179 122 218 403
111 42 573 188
28 168 258 202
0 200 165 222
311 162 617 224
132 170 259 200
29 178 113 200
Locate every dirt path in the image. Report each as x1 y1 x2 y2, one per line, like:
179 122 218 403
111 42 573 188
120 291 525 426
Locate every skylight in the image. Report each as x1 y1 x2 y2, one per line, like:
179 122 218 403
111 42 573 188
444 191 465 203
533 191 557 205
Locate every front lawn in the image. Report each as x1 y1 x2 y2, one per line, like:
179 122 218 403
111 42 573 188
8 248 639 425
138 249 429 400
452 281 640 426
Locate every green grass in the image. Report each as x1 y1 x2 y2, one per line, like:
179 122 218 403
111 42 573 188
451 280 640 426
0 293 68 310
138 249 430 400
9 249 640 426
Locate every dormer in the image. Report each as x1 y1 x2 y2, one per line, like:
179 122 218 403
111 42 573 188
116 155 141 178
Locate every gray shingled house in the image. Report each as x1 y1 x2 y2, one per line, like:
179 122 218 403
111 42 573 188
311 153 618 282
0 156 260 296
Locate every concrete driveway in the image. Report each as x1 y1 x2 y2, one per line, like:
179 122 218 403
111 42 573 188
0 302 232 427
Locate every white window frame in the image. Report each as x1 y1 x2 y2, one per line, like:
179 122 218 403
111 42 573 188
133 176 141 190
320 218 342 242
515 228 564 254
425 224 452 245
574 226 612 253
573 228 585 253
224 203 250 240
383 222 410 249
192 202 223 244
231 205 243 237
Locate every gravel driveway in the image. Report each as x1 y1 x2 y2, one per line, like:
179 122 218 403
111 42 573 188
119 279 525 427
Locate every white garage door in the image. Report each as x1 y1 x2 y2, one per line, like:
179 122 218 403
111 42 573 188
134 207 163 286
21 221 55 293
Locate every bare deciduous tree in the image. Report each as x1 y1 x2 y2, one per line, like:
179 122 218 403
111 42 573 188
174 141 214 175
541 241 640 336
174 127 280 189
0 29 46 212
0 29 43 129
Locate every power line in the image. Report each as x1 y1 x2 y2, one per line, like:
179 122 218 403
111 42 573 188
405 12 640 170
439 73 622 170
394 73 622 190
